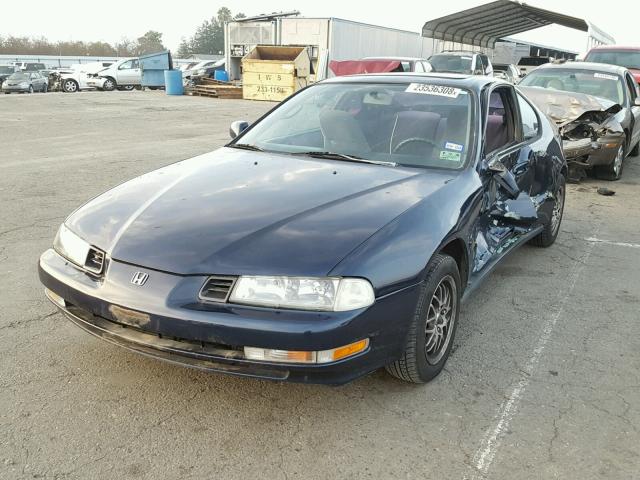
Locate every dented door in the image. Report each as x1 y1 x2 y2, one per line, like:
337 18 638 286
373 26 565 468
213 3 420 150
472 86 539 274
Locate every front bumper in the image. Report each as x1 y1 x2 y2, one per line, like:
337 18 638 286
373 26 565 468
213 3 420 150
562 135 624 168
86 78 107 89
2 85 29 92
39 249 418 384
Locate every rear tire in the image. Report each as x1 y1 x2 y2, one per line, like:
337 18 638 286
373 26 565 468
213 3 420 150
630 141 640 157
385 254 460 383
530 174 565 248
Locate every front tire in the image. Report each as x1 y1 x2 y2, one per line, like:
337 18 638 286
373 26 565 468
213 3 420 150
386 254 461 383
102 78 116 91
630 141 639 157
596 143 625 181
62 79 78 93
530 174 565 248
28 85 34 94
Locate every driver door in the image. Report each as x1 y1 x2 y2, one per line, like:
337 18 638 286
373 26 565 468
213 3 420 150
472 85 538 274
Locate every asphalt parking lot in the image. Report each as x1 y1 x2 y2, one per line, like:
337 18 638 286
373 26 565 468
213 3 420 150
1 91 639 480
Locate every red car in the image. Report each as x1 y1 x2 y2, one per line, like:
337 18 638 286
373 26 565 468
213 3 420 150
585 46 640 84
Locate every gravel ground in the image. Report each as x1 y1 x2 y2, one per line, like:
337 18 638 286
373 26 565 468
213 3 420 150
1 91 639 480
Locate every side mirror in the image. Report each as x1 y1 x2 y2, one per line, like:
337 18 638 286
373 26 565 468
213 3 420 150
487 156 507 173
229 120 249 139
484 156 520 199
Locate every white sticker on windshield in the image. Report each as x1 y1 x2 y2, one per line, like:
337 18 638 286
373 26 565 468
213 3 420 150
594 73 618 81
405 83 462 98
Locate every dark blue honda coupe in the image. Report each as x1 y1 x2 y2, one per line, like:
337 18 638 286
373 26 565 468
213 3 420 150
39 73 567 384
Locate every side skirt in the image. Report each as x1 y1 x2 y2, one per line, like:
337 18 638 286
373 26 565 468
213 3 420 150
461 225 544 303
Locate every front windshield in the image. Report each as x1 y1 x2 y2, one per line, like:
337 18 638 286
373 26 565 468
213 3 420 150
586 50 640 70
237 82 473 169
8 73 29 81
0 66 14 74
429 55 473 74
520 68 624 105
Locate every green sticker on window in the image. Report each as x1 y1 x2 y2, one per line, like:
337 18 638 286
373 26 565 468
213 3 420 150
439 150 461 162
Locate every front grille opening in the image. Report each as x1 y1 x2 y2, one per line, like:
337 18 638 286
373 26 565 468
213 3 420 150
199 276 236 302
84 247 105 274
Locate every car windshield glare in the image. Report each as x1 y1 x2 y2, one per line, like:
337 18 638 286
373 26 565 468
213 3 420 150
9 73 29 80
429 55 473 74
237 82 473 170
519 68 624 105
0 66 14 74
586 51 640 70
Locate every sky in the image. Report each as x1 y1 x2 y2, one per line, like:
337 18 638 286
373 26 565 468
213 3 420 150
1 0 638 54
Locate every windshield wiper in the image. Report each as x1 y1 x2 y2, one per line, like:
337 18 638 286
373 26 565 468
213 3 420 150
227 143 263 152
298 151 396 167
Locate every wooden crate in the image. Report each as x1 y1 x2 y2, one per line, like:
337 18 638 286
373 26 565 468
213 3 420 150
241 46 310 102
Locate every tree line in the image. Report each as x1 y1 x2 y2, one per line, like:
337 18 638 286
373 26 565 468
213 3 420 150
0 7 245 59
0 31 166 57
177 7 246 57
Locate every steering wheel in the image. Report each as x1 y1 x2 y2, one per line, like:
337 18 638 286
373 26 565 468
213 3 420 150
392 137 437 154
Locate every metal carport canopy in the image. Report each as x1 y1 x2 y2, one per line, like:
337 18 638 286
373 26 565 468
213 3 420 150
422 0 589 48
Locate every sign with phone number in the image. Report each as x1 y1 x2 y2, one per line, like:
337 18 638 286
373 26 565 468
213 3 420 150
405 83 462 98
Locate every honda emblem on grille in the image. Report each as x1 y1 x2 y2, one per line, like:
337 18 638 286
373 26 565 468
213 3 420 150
131 272 149 286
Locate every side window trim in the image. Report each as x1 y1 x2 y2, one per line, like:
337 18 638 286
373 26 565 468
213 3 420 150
484 85 519 156
515 92 542 144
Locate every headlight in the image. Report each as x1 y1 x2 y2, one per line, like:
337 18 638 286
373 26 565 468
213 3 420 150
53 224 91 267
229 276 375 311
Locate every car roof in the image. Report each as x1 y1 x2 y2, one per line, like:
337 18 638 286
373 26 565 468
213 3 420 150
588 45 640 52
432 51 479 56
532 61 629 75
363 56 426 62
321 72 504 90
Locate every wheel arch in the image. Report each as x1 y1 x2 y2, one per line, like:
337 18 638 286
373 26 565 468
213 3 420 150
438 237 469 292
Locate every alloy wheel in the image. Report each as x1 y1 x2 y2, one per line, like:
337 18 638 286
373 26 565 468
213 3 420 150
550 185 564 236
64 80 77 92
613 145 624 178
425 275 457 365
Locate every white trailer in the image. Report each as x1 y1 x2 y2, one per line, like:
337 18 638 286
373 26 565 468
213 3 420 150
225 17 435 82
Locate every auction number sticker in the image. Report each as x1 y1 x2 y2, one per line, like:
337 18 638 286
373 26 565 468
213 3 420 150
594 73 618 81
406 83 462 98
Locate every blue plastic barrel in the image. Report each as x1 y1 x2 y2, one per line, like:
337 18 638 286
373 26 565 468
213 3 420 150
214 70 229 82
164 70 183 95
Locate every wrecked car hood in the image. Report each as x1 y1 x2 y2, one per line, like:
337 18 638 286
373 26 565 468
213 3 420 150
519 86 624 161
518 86 621 127
65 148 455 276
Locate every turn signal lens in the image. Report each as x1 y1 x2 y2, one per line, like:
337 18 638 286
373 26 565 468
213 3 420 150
243 338 369 364
317 339 370 363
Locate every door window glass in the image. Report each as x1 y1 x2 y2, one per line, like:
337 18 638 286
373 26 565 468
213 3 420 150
486 89 516 153
517 94 540 140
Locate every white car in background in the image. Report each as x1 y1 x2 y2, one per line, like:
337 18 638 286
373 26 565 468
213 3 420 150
86 58 141 91
58 62 115 93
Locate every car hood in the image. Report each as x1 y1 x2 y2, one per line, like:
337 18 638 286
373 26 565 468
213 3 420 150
519 86 620 127
66 148 455 276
